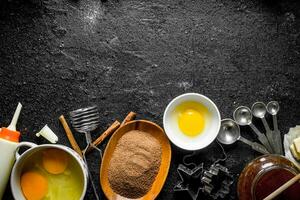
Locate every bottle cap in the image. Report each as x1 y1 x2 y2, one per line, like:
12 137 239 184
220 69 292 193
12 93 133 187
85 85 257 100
36 125 58 143
0 127 20 143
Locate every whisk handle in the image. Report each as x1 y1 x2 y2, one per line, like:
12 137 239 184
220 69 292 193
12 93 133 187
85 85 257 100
85 132 93 144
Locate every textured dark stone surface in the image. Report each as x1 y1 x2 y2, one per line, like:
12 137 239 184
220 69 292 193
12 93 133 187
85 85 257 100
0 0 300 199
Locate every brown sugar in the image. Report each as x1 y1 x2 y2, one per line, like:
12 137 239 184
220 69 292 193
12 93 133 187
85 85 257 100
108 130 162 198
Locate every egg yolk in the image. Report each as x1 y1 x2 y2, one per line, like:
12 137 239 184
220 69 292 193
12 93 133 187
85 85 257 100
176 101 208 137
42 148 69 175
21 171 48 200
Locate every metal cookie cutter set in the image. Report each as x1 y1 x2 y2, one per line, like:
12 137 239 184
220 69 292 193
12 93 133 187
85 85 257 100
174 142 234 200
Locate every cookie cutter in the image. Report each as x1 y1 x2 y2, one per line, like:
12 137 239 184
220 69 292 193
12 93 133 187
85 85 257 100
202 163 234 199
174 141 233 200
174 161 204 200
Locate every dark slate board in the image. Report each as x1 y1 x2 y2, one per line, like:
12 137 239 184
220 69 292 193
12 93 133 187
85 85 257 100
0 0 300 199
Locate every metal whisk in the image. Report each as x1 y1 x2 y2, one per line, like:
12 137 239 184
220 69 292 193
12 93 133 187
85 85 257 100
69 106 102 200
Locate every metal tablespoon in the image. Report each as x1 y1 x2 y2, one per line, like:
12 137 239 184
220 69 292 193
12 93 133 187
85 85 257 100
267 101 283 155
251 102 276 153
217 119 270 154
233 106 273 153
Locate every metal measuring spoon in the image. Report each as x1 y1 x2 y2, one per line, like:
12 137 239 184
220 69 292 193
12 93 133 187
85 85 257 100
267 101 283 155
217 119 270 154
233 106 273 153
251 102 276 153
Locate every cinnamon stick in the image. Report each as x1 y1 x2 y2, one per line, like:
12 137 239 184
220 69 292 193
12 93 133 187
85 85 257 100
59 115 83 157
121 111 136 126
85 120 121 153
86 112 137 153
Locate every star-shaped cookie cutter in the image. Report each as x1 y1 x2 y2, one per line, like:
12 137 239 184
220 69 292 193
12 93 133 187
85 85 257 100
174 163 204 200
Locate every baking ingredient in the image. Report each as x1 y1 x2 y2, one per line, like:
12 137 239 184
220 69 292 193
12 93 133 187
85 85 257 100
59 115 83 157
42 148 68 174
178 108 204 135
86 120 121 153
21 148 84 200
176 101 210 137
254 168 300 200
238 155 300 200
21 171 48 200
108 130 162 198
293 137 300 153
86 112 136 153
290 144 300 161
120 111 136 126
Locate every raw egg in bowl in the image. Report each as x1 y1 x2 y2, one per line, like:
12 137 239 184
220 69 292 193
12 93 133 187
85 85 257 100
163 93 221 150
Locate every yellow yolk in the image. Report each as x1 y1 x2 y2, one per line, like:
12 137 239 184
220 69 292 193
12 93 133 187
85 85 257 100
178 108 204 136
21 171 48 200
176 101 209 137
42 148 69 175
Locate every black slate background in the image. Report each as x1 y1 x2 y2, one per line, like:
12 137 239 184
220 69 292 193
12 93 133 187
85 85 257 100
0 0 300 199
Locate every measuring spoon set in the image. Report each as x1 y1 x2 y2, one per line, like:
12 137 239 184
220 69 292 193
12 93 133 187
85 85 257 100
217 101 283 155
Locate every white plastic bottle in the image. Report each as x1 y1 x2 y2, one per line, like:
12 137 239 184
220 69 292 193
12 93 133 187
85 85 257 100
0 103 22 199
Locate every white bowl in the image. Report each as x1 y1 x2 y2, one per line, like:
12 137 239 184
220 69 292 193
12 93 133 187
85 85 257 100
163 93 221 151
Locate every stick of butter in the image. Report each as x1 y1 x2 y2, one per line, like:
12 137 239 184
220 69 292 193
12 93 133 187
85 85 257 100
290 144 300 161
293 137 300 153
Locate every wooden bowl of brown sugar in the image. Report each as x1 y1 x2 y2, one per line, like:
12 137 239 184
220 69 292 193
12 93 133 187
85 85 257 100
100 120 172 200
